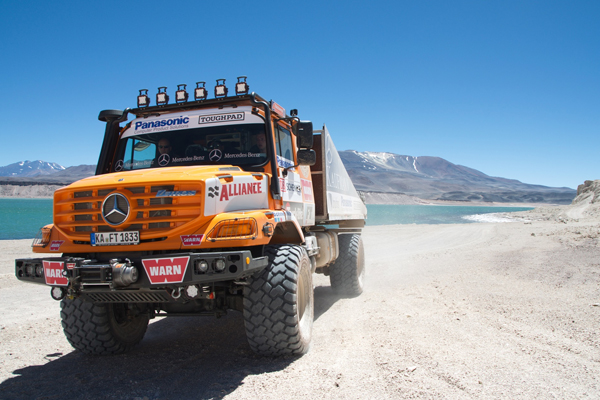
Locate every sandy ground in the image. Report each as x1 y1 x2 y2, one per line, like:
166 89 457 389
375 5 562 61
1 205 599 399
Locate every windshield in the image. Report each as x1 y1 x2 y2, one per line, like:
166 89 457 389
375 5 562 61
112 123 268 172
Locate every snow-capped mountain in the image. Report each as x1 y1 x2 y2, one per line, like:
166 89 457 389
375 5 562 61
339 150 576 204
0 154 577 204
0 160 66 177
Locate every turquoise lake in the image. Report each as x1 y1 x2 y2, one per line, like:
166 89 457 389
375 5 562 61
0 198 532 240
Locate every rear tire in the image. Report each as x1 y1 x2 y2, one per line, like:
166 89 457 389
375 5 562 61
243 244 314 356
329 234 365 297
60 298 149 355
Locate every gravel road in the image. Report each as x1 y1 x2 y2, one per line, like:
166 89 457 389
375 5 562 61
1 212 599 399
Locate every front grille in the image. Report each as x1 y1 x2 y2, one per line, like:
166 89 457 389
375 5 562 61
55 184 202 240
85 291 171 303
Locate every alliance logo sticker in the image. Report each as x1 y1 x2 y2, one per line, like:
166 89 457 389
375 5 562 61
219 182 263 201
181 235 203 246
50 240 64 251
43 261 68 286
141 256 190 284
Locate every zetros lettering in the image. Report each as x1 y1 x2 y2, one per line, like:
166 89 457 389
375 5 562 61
156 190 196 197
220 182 262 201
135 116 189 130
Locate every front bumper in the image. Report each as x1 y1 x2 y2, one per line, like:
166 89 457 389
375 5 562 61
16 250 268 301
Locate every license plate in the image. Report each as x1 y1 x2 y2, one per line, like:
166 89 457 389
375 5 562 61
91 231 140 246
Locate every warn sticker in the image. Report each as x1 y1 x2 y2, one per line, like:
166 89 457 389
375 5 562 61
43 261 68 286
50 241 64 251
181 235 203 246
141 256 190 284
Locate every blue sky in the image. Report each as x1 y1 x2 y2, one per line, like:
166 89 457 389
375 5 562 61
1 0 598 189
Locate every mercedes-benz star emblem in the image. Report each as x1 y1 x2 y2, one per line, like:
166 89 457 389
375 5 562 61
158 153 171 167
115 160 124 171
209 149 222 162
102 193 130 226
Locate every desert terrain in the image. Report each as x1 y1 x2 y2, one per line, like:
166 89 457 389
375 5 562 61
0 182 599 399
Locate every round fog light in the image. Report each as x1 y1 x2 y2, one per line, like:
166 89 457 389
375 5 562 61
51 287 66 301
196 260 208 273
185 285 199 298
26 265 34 276
35 265 44 277
214 259 226 272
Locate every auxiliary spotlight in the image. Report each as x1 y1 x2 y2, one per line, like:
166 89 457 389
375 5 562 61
156 86 169 105
175 84 188 103
214 79 228 98
195 81 207 100
137 89 150 107
235 76 249 95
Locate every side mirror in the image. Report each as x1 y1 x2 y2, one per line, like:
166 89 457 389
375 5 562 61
296 121 313 149
297 149 316 166
98 109 125 122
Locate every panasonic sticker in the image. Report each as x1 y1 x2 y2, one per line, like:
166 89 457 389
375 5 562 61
134 116 190 134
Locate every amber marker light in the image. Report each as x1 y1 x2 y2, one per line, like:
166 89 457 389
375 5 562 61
207 218 257 241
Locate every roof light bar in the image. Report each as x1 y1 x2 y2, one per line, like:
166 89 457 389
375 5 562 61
156 87 169 105
215 79 228 98
176 84 188 103
195 81 207 100
137 89 150 108
235 76 249 95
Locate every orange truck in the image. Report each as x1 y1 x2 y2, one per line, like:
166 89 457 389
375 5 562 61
15 77 367 356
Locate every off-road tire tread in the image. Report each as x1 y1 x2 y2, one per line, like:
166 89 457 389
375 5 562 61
60 298 148 355
243 244 313 356
330 234 365 297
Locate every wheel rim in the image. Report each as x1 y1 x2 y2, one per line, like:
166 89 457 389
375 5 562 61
357 243 365 288
297 269 308 321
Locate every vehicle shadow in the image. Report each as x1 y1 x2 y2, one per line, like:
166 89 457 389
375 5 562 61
1 287 342 400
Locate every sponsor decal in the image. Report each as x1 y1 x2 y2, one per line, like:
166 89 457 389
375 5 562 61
158 153 170 166
224 152 263 158
277 155 294 169
156 190 196 197
272 211 293 222
181 235 203 246
66 263 76 270
43 261 68 286
219 182 263 201
50 240 64 251
208 186 219 198
271 102 286 117
209 149 222 161
204 176 268 216
198 112 244 124
135 116 189 131
280 178 301 195
172 155 205 162
141 256 190 284
301 179 314 202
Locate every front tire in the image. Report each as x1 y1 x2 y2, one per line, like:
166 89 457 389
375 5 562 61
329 233 365 297
243 244 314 356
60 298 149 355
